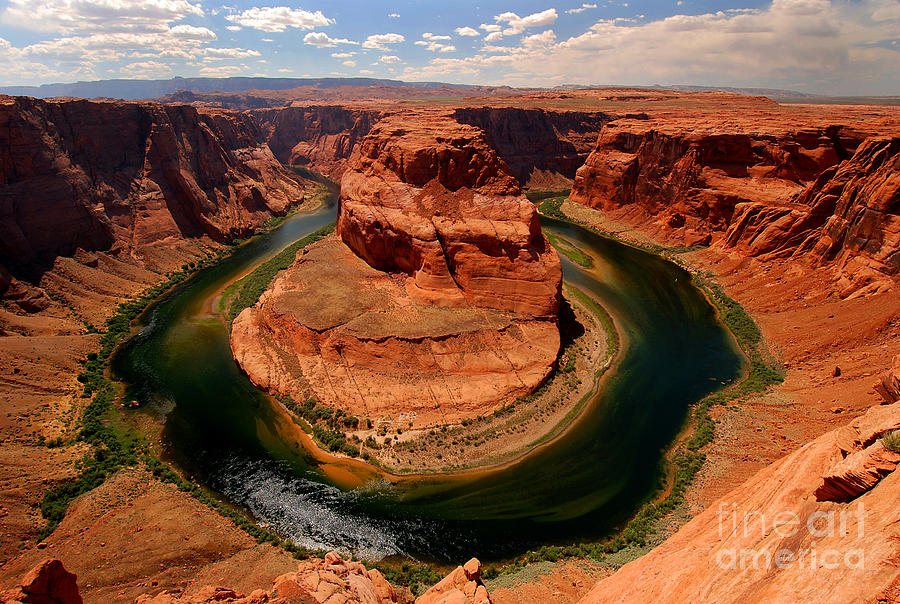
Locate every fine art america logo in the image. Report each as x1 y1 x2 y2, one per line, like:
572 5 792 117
715 502 867 570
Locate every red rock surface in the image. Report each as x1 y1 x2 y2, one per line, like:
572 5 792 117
876 354 900 404
452 107 612 187
0 96 306 284
136 551 405 604
725 137 900 297
0 559 82 604
416 558 491 604
579 399 900 604
232 113 561 426
338 114 561 317
252 106 382 179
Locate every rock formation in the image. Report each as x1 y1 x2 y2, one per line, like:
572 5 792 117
231 114 561 427
578 357 900 603
252 106 382 179
0 96 306 284
416 558 492 604
724 137 900 297
0 558 82 604
453 107 612 187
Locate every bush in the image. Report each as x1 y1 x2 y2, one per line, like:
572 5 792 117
882 430 900 453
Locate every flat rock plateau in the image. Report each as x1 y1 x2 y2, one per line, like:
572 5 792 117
2 85 900 603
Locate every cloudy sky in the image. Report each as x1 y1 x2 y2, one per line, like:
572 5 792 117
0 0 898 94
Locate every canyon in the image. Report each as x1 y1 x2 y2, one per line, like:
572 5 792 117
1 86 900 604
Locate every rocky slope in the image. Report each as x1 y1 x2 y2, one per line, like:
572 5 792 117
0 96 306 284
231 114 561 427
579 359 900 604
251 105 383 179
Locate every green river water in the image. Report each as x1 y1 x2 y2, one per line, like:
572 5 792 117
111 197 744 562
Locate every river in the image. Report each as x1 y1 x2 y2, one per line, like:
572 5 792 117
111 196 744 563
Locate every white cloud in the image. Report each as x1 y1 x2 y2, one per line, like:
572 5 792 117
2 0 203 34
484 31 503 42
415 40 457 52
342 60 356 66
566 3 599 14
121 59 172 78
380 54 401 63
225 25 241 32
388 13 400 18
422 32 452 41
359 69 374 74
362 33 405 50
226 6 333 33
202 47 261 59
480 23 501 32
455 26 480 37
197 63 247 77
494 8 558 35
303 32 358 47
331 51 356 58
454 0 900 94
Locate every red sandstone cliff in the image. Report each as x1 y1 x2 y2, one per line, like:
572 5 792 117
0 96 306 285
231 114 562 426
724 137 900 297
251 105 382 179
453 107 612 187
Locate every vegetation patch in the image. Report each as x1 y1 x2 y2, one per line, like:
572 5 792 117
222 223 335 322
547 232 593 268
882 430 900 453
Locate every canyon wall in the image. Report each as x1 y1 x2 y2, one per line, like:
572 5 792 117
0 96 306 284
569 120 900 295
232 114 562 426
453 107 613 188
251 105 383 179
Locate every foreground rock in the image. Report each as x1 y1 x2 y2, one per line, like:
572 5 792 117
232 114 561 427
416 558 491 604
136 552 404 604
579 394 900 603
0 559 82 604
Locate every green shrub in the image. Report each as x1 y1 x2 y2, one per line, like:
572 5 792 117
882 430 900 453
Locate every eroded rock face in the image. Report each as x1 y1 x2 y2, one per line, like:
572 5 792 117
453 107 613 187
252 106 382 179
338 115 561 318
725 137 900 297
0 96 305 279
232 114 561 426
0 558 82 604
570 121 855 235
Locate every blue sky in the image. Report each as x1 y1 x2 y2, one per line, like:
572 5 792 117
0 0 898 94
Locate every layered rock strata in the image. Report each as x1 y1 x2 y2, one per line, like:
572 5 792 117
232 115 561 427
0 96 306 283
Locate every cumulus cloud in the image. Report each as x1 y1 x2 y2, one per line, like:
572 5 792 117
380 54 401 63
197 63 247 77
480 23 501 32
226 6 333 33
422 32 451 41
388 13 400 18
415 40 457 52
455 26 480 36
1 0 203 34
484 31 503 42
566 3 598 14
303 32 358 47
202 47 261 59
331 51 356 58
121 59 172 78
342 59 356 66
436 0 900 94
362 33 405 50
494 8 558 35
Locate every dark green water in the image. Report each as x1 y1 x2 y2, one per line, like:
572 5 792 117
111 203 744 563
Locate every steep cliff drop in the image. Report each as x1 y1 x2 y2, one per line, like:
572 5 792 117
231 114 562 429
569 117 899 298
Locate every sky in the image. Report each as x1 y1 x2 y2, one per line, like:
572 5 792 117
0 0 898 94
